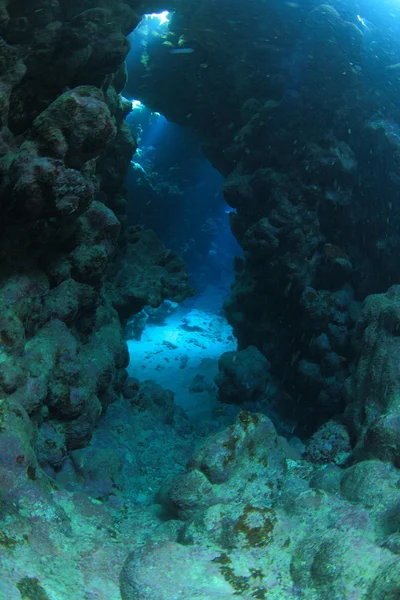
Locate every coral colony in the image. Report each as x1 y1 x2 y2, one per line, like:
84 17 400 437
1 1 400 598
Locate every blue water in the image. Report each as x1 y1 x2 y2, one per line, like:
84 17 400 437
4 1 400 598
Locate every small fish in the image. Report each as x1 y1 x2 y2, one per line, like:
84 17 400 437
170 48 195 55
386 63 400 71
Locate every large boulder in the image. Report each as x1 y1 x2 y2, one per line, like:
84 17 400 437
214 346 270 404
345 285 400 465
124 411 400 600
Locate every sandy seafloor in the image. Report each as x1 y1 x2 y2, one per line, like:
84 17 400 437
127 286 236 420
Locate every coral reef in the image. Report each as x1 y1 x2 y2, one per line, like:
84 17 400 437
130 412 400 600
125 299 179 340
305 420 351 466
0 372 196 597
0 0 192 498
106 225 193 318
125 0 400 434
120 542 239 600
215 346 270 405
345 285 400 465
2 0 400 598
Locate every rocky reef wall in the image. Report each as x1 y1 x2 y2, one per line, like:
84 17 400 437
2 0 399 504
0 0 192 491
3 2 400 598
125 0 400 437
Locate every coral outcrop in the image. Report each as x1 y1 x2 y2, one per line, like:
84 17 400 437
106 225 193 319
125 412 400 600
214 346 270 405
0 0 191 495
125 0 400 433
2 0 400 598
345 285 400 465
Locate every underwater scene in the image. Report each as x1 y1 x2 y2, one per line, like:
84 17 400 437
2 0 400 598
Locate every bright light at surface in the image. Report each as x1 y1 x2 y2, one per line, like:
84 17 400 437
357 14 370 30
146 11 170 25
132 100 144 110
131 101 162 118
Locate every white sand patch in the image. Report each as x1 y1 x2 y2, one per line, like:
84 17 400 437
127 300 236 420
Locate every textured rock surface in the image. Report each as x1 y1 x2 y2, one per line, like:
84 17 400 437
125 0 400 433
120 542 238 600
0 0 191 489
2 0 400 598
106 225 193 319
0 380 196 598
131 412 400 600
215 346 270 404
345 286 400 464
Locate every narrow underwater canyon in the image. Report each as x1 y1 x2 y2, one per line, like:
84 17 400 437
1 0 400 598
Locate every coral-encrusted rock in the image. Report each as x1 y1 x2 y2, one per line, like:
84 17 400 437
122 376 140 400
0 396 50 508
290 530 389 600
5 2 138 132
96 121 137 210
367 561 400 600
5 142 94 222
11 295 128 463
0 38 26 126
188 411 284 486
105 226 194 318
67 200 121 284
215 346 270 404
46 278 97 322
137 411 400 599
35 421 67 470
2 87 116 232
345 286 400 464
70 446 123 500
159 412 287 521
340 460 400 535
129 380 190 434
32 86 117 168
125 0 400 434
305 420 351 466
0 0 160 487
0 0 197 593
120 542 237 600
364 413 400 467
131 381 176 424
0 271 49 331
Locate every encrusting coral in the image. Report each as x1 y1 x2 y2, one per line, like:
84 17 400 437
1 1 400 598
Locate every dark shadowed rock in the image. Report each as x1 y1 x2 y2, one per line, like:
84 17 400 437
215 346 270 404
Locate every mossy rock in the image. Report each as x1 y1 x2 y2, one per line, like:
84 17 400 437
17 577 50 600
0 397 9 432
0 531 18 550
235 504 276 547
